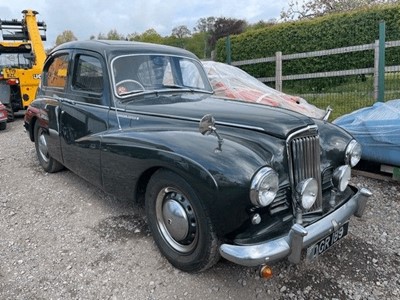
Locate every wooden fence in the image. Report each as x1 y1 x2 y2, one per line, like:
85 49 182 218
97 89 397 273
231 40 400 102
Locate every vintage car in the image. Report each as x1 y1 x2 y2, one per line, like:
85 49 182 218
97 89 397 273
0 100 7 130
24 40 371 276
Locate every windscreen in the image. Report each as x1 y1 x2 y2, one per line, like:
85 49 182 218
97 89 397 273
0 52 33 69
111 54 213 97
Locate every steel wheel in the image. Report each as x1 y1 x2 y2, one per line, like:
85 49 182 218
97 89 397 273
145 169 220 272
155 187 198 253
37 130 50 163
34 121 64 173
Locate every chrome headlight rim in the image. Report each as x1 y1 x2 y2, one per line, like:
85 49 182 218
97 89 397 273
333 165 351 192
296 178 318 210
345 139 362 167
250 167 279 207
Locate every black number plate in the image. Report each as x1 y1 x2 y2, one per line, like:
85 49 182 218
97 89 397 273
306 222 349 260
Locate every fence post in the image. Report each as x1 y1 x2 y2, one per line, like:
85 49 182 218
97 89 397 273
374 40 379 101
377 21 386 102
226 35 231 65
275 51 282 91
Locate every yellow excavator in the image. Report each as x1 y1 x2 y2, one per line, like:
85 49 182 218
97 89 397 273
0 9 46 121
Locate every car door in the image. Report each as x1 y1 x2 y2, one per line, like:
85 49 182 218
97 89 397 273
39 52 71 165
59 50 110 188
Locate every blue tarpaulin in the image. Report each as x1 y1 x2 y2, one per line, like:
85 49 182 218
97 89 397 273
334 100 400 166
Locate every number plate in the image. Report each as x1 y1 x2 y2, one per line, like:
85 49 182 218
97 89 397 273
306 222 349 260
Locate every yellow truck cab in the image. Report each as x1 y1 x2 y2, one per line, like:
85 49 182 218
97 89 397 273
0 9 46 121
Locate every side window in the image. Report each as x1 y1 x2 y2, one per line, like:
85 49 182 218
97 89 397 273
72 55 103 93
43 54 69 89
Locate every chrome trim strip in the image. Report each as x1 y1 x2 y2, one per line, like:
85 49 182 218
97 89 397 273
219 187 371 267
114 108 266 132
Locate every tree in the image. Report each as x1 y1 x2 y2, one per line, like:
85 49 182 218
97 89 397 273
170 25 191 49
97 29 125 40
193 17 216 59
193 17 216 33
280 0 399 21
209 17 247 49
172 25 191 38
126 32 140 41
55 30 77 46
133 29 163 44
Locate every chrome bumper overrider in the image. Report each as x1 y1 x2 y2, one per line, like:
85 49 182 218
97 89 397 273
219 188 372 267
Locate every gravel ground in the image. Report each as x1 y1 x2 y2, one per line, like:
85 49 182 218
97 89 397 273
1 117 399 300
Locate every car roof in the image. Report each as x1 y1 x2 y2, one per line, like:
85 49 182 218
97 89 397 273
51 40 199 60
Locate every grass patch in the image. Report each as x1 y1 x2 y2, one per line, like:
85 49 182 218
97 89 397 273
280 73 400 120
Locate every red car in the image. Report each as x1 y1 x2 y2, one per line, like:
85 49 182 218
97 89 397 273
0 101 7 130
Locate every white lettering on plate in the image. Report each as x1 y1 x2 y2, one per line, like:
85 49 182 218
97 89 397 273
307 225 346 260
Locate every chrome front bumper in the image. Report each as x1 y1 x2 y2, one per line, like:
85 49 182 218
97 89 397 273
219 187 372 267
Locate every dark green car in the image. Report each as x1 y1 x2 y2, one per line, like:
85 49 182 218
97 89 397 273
24 40 371 274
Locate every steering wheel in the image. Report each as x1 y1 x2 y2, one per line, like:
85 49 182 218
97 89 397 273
116 79 145 94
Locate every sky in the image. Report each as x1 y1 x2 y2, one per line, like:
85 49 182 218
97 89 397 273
0 0 290 48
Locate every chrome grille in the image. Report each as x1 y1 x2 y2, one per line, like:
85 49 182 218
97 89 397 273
287 126 322 213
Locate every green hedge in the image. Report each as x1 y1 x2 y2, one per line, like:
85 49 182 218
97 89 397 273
216 4 400 83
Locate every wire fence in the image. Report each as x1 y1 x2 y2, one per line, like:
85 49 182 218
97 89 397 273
230 26 400 120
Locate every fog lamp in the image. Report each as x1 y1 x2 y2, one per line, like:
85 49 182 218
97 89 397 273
296 178 318 210
333 165 351 192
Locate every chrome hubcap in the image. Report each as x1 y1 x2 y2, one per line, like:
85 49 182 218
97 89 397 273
156 187 197 253
162 199 189 241
38 132 49 163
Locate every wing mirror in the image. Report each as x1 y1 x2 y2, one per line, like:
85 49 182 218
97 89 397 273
199 114 223 152
199 114 216 135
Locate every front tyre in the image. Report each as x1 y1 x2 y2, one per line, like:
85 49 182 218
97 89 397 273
145 169 220 272
34 121 64 173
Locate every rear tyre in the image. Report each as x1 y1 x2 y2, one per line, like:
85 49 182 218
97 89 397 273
145 169 220 272
34 121 64 173
0 122 6 130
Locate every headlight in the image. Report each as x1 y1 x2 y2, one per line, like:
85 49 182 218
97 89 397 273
250 167 279 207
345 140 362 167
296 178 318 210
333 165 351 192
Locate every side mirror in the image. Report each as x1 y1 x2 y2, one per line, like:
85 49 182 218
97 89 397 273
199 114 216 135
199 114 224 153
